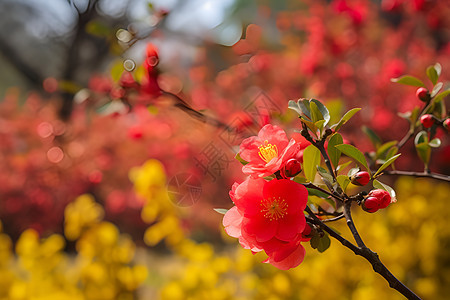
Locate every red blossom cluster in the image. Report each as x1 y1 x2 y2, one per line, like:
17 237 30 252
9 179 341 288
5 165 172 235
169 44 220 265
223 124 311 270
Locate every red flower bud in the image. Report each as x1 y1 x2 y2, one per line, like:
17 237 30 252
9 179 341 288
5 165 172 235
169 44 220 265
369 189 391 208
420 114 434 129
416 87 430 102
283 159 302 177
443 118 450 131
362 196 379 213
350 171 370 186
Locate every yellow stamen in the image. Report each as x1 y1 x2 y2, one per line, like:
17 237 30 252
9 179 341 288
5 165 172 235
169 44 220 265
260 197 288 221
258 140 278 163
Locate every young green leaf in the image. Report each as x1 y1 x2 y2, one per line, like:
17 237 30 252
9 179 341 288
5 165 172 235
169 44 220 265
328 133 343 169
429 138 441 148
391 75 425 87
335 144 370 172
432 90 450 103
376 141 398 158
431 82 443 98
288 100 302 116
373 179 397 202
332 108 361 131
310 99 331 126
303 145 321 182
336 161 352 174
374 153 401 177
310 233 331 253
362 126 382 149
426 65 439 85
434 63 442 76
337 175 351 192
415 142 431 166
310 101 324 124
299 99 312 120
213 208 229 215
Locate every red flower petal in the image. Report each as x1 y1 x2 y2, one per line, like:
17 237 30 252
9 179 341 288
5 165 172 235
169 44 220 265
223 206 243 238
258 124 289 150
232 177 265 216
243 214 277 242
264 243 306 270
276 213 306 241
263 179 308 214
239 136 264 163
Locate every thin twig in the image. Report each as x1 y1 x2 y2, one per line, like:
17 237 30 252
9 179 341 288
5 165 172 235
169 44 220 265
305 206 422 299
343 200 366 248
380 170 449 182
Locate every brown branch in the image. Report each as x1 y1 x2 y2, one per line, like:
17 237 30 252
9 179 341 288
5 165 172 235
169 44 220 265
162 91 234 132
305 206 421 299
380 170 449 182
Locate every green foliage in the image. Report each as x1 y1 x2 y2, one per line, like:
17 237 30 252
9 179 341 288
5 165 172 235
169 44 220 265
310 232 331 253
334 144 370 172
331 108 361 132
303 145 321 182
390 75 425 87
213 208 229 215
328 133 343 169
373 154 401 177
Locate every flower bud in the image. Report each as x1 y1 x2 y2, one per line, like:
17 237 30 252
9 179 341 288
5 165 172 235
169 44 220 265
416 87 430 102
420 114 434 129
443 118 450 131
350 171 370 186
283 159 302 177
361 196 379 213
368 189 391 209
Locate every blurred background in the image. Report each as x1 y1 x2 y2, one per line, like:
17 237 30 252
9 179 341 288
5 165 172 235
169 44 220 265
0 0 449 299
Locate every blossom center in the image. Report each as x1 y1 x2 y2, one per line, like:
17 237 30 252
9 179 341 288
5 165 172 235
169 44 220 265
261 197 288 221
258 140 278 163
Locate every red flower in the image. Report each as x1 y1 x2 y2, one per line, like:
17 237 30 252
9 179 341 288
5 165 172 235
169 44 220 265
239 124 301 178
223 177 309 270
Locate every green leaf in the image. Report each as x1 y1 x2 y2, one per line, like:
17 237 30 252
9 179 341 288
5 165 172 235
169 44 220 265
310 99 330 126
431 82 443 98
317 166 335 192
299 99 312 120
373 179 397 202
391 75 425 87
301 117 318 136
376 141 398 158
409 107 420 131
336 161 352 174
332 108 361 131
306 188 330 199
328 133 343 169
235 153 249 165
337 175 351 192
429 138 441 148
415 142 431 166
347 167 360 177
293 176 307 184
374 154 401 177
362 126 382 149
213 208 229 215
303 145 321 182
385 146 399 161
315 120 326 132
310 101 324 124
414 130 428 145
288 100 302 116
310 233 331 253
335 144 370 172
426 65 439 85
